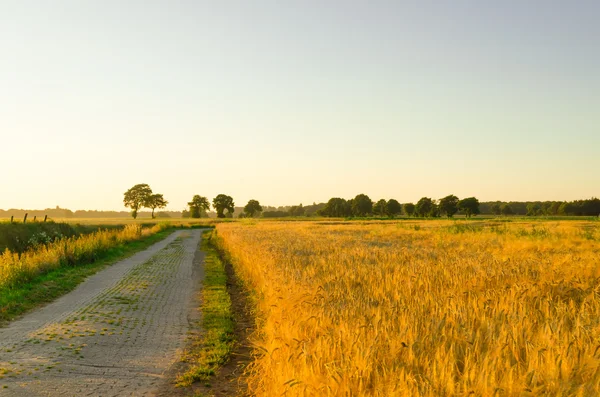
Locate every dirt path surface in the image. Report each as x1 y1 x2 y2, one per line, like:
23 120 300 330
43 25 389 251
0 229 205 397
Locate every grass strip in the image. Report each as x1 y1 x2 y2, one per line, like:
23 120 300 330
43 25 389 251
0 228 174 325
177 231 235 387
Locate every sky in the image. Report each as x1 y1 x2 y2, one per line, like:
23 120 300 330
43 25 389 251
1 1 598 211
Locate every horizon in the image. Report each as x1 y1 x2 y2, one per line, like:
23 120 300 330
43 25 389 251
2 1 598 211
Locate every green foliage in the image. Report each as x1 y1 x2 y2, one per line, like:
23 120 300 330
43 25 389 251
458 197 480 218
385 199 402 218
373 199 387 217
490 203 502 215
188 195 210 218
319 198 352 217
415 197 434 217
289 204 305 217
212 194 235 218
123 184 153 219
177 232 234 386
439 195 459 218
352 194 373 217
244 199 263 218
146 194 168 219
526 203 542 216
501 203 513 215
403 203 415 217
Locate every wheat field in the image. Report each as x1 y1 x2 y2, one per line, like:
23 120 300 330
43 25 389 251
216 220 600 396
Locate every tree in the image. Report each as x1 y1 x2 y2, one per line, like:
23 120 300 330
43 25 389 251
213 194 235 218
439 195 459 218
188 195 210 218
146 194 168 219
458 197 480 218
244 199 263 218
526 202 542 216
490 203 502 216
373 199 387 217
501 203 513 216
289 204 305 217
319 198 351 217
123 183 153 219
352 194 373 217
386 199 402 218
403 203 415 217
415 197 434 217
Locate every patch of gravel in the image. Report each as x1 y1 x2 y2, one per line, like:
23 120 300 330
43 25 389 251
0 229 205 397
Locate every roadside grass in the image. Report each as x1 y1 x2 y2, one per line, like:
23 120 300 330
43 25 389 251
176 231 234 387
0 228 174 325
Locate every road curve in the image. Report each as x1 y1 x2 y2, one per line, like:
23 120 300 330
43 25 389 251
0 229 205 397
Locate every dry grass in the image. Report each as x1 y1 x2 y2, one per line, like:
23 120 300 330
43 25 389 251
216 220 600 396
0 223 167 290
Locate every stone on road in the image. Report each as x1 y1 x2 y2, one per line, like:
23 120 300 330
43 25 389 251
0 229 205 397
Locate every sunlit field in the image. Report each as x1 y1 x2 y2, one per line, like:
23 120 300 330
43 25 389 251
216 220 600 396
0 224 169 290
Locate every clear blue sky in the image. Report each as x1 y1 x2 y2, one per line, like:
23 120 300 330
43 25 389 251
1 1 598 211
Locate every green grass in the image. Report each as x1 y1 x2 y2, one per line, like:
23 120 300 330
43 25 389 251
177 231 234 386
0 228 175 325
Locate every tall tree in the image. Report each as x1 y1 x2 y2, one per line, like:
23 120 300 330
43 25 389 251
385 199 402 218
352 194 373 217
123 183 153 219
320 198 350 217
415 197 434 217
458 197 480 218
373 199 387 217
146 194 168 219
213 194 235 218
244 199 263 218
403 203 415 217
188 195 210 218
439 195 460 218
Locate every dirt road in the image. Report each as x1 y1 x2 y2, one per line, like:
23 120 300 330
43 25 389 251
0 229 204 397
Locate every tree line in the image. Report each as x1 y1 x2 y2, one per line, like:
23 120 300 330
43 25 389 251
119 186 600 219
481 198 600 217
316 194 481 218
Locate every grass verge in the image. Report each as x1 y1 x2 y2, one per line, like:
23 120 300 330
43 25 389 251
177 231 235 387
0 228 175 325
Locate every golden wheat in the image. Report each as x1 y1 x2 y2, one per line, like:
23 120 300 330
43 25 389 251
216 220 600 396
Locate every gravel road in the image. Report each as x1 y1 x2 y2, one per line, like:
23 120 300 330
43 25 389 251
0 229 205 397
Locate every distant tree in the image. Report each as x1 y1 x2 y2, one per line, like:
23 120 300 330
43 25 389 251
188 195 210 218
439 195 460 218
526 202 542 216
458 197 480 218
146 194 168 219
500 203 513 216
373 199 387 217
415 197 434 217
123 183 153 219
244 199 263 218
181 209 190 218
403 203 415 217
549 201 562 216
490 203 502 216
352 194 373 217
289 204 305 217
385 199 402 218
320 198 351 217
213 194 235 218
